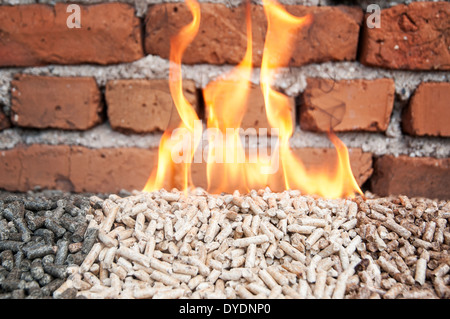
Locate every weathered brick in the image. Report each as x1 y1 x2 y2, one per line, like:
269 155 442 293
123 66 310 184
69 146 156 193
402 82 450 137
0 145 71 192
204 83 295 135
370 155 450 200
0 110 10 131
145 3 362 66
11 75 102 130
0 145 157 193
0 3 143 67
105 79 198 133
299 78 395 132
360 2 450 70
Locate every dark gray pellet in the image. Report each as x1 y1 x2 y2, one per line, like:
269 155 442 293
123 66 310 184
41 279 63 296
24 199 55 211
66 252 85 266
11 289 25 299
33 229 55 245
0 250 14 271
14 250 24 267
25 211 45 231
0 240 23 252
20 271 34 282
71 222 88 243
38 273 53 287
81 228 98 254
5 233 22 241
42 254 54 265
55 240 69 265
19 259 31 272
13 217 32 242
30 259 44 280
1 279 20 292
59 215 79 233
0 219 9 241
42 262 67 279
44 218 66 238
26 244 55 260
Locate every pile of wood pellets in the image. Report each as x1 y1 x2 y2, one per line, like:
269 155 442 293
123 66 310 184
0 188 449 299
57 188 450 299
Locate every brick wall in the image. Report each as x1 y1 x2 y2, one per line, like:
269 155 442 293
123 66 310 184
0 0 449 199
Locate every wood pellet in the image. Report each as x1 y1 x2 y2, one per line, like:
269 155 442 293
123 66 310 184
33 188 449 299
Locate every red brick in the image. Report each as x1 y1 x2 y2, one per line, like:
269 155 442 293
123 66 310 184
0 145 157 193
145 3 362 66
402 82 450 137
360 2 450 70
0 3 143 67
204 83 295 135
0 110 10 131
11 75 102 130
300 78 395 132
370 155 450 200
105 79 198 133
69 147 156 193
0 145 71 192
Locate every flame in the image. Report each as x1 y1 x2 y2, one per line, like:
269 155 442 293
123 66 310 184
143 0 363 199
143 0 201 193
203 1 253 194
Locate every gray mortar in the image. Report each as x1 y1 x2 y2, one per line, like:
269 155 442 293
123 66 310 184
0 55 449 158
0 0 436 16
0 0 448 159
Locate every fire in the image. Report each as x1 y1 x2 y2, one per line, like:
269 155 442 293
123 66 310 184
144 0 363 199
143 0 201 193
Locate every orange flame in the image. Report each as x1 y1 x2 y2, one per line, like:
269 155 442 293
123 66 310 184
203 1 253 194
143 0 363 199
143 0 201 192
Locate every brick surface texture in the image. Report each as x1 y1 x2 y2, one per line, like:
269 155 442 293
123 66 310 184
300 78 395 132
402 82 450 137
370 155 450 200
360 2 450 70
145 3 363 66
106 79 198 133
11 75 103 130
0 3 143 67
0 145 156 194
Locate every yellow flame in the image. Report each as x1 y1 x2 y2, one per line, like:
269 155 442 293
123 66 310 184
143 0 202 193
203 1 253 194
144 0 363 199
